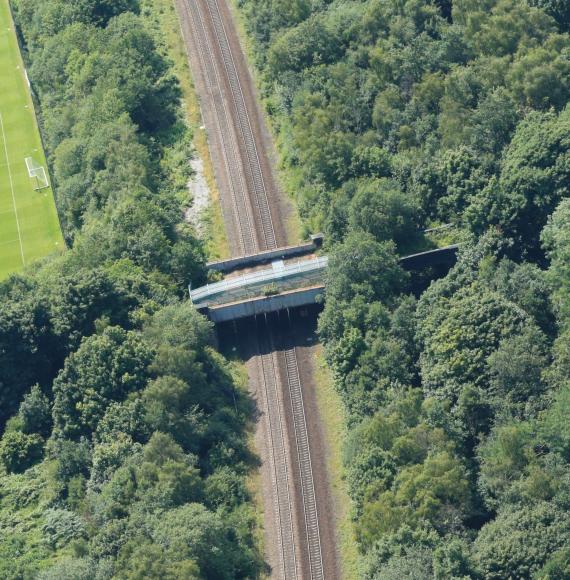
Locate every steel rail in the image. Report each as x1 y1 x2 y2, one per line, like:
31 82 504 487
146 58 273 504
203 0 277 251
284 348 324 579
182 0 257 254
258 318 299 579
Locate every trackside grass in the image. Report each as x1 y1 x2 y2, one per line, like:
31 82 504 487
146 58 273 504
0 0 63 280
313 349 360 579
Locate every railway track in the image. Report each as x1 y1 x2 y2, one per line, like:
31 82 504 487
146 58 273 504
182 0 257 254
177 0 325 577
257 321 299 579
202 0 277 250
284 348 324 579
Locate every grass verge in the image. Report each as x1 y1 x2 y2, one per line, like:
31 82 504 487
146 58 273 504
313 347 360 579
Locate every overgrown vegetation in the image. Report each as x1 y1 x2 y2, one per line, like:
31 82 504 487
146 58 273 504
0 1 262 577
237 0 570 577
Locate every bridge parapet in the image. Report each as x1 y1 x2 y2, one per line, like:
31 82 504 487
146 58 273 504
191 256 328 307
400 244 458 269
207 233 324 274
199 286 325 323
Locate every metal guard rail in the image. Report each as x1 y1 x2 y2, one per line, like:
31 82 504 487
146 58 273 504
190 256 328 304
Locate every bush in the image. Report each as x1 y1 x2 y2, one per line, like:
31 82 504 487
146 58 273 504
0 431 44 473
41 509 87 549
474 503 570 579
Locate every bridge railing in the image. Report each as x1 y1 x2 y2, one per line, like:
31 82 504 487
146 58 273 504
190 256 329 305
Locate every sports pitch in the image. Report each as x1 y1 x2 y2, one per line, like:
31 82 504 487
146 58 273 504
0 0 63 280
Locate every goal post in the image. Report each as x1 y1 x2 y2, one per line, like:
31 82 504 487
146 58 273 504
25 156 49 191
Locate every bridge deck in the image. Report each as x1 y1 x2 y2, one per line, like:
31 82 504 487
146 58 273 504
191 256 328 306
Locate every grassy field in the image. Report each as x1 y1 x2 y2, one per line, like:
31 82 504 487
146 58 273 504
0 0 63 280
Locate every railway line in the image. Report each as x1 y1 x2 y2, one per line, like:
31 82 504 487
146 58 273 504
176 0 331 577
257 321 300 579
284 348 324 579
181 0 257 254
203 0 277 250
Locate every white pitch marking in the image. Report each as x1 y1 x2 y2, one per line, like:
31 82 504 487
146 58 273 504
0 112 25 265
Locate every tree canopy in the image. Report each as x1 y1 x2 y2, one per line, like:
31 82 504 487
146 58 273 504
0 1 261 577
237 0 570 575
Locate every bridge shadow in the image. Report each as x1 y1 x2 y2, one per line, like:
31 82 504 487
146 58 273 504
217 304 323 360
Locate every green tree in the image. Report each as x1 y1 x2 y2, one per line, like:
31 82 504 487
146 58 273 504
18 385 52 437
267 14 344 77
477 422 534 509
150 503 257 579
0 431 44 473
536 547 570 579
539 382 570 461
433 538 476 579
52 327 153 438
508 35 570 110
435 146 490 223
374 547 434 580
348 178 420 250
37 558 97 580
358 450 470 547
487 325 549 417
324 233 407 310
142 377 204 453
474 502 570 579
542 199 570 328
41 508 86 549
467 107 570 255
417 282 528 408
530 0 570 30
117 542 199 580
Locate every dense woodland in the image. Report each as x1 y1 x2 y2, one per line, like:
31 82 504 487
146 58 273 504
2 0 570 578
237 0 570 577
0 1 263 577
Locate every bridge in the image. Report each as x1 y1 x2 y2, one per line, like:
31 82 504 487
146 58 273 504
190 239 458 323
